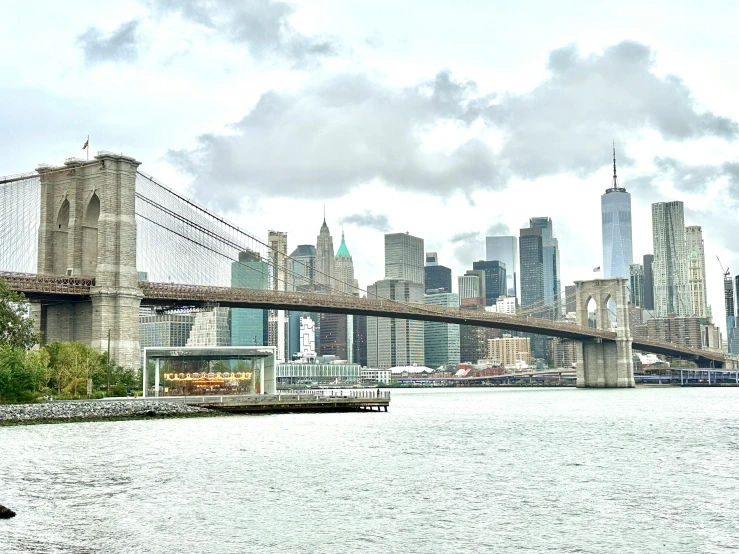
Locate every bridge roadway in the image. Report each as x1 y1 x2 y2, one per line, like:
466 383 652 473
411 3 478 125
1 272 726 366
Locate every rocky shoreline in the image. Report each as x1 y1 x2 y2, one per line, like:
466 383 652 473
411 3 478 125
0 400 219 426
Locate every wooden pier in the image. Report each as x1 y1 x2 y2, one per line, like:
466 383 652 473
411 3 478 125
180 390 390 414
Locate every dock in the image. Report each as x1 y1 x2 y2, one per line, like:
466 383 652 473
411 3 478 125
180 390 391 414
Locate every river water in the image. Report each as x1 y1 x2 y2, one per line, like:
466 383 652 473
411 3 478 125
1 387 738 553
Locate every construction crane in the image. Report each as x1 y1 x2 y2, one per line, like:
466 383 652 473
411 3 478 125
717 256 730 280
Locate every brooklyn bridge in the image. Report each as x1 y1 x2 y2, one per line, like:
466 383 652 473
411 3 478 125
0 152 731 389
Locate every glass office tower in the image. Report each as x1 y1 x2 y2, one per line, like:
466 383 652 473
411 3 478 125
601 145 633 281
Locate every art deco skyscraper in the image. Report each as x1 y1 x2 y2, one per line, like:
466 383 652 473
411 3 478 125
601 144 633 280
315 216 335 292
652 201 690 317
334 231 355 295
685 225 708 317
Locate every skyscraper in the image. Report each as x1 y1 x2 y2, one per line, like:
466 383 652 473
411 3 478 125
643 254 655 310
601 144 633 281
315 217 335 291
458 274 481 303
472 260 507 306
319 312 348 360
268 231 288 292
485 236 518 298
727 273 737 354
352 314 368 367
529 217 561 319
320 232 356 361
519 227 544 315
288 245 316 292
367 279 424 369
231 250 269 347
565 285 576 314
652 201 690 316
686 226 708 318
268 231 288 362
424 252 452 293
385 232 424 285
424 292 460 368
334 231 355 295
519 226 546 360
630 264 645 308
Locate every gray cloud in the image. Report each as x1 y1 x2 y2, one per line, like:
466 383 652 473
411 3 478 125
654 157 725 192
168 40 739 207
653 156 739 195
450 231 479 243
485 221 510 236
491 41 738 180
449 231 483 270
78 20 140 65
338 211 391 232
149 0 336 66
168 71 502 209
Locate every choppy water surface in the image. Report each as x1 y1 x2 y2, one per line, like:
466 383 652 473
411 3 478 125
1 387 738 553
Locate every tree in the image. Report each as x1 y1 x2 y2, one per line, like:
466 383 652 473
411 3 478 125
0 345 45 402
0 278 38 350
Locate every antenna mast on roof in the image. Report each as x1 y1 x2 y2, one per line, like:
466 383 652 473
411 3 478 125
612 140 618 189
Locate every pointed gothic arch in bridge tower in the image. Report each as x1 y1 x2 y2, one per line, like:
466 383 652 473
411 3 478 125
82 192 100 277
34 154 142 368
574 278 635 387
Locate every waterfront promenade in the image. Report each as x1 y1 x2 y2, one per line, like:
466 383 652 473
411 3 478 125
0 390 391 425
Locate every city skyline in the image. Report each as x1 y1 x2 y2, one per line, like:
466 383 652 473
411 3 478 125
2 1 738 333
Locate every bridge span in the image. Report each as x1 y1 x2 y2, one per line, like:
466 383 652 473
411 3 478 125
1 271 726 367
2 152 733 385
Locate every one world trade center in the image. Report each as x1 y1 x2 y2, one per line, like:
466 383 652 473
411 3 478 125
601 144 633 280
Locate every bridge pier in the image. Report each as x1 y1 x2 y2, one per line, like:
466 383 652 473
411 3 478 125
34 153 142 368
574 279 635 388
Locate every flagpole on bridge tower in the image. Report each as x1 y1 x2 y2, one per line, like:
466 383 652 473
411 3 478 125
82 135 90 161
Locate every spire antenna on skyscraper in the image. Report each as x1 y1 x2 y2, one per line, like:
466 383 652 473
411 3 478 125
612 140 618 190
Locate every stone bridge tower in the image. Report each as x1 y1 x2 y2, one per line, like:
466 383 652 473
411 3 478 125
574 278 635 387
33 153 142 368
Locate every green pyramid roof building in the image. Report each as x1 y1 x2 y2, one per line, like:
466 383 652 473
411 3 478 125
336 231 351 258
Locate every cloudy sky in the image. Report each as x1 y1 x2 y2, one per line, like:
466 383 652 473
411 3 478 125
2 0 738 329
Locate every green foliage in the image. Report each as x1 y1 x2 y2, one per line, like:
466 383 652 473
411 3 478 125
0 278 39 350
0 341 141 403
0 346 45 402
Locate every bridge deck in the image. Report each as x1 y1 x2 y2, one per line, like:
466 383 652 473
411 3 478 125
0 271 726 365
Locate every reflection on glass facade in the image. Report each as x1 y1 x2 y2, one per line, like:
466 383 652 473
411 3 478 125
231 251 269 346
602 191 633 280
485 236 518 299
529 217 561 319
472 260 507 306
601 147 633 281
519 228 543 313
424 292 460 368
